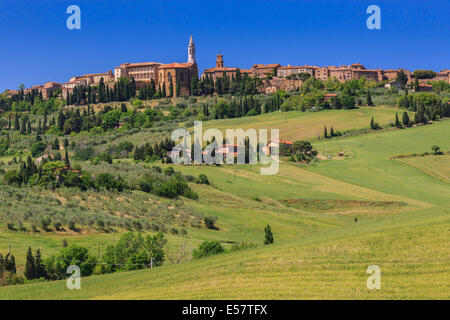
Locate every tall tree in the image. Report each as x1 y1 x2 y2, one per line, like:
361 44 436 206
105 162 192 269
14 113 20 131
64 148 70 167
395 113 401 128
366 90 373 106
264 225 274 245
24 247 36 280
34 249 46 279
402 111 410 127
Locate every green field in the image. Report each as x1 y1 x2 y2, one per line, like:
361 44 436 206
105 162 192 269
0 110 449 299
200 106 410 142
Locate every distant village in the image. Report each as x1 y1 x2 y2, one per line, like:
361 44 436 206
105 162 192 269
3 35 450 101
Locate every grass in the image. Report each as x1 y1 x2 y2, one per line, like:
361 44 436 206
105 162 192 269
398 154 450 183
198 106 410 142
0 109 449 299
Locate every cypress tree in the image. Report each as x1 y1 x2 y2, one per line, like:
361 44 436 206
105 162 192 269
53 138 60 150
395 113 401 128
5 253 16 274
57 111 65 131
20 117 26 134
24 247 36 280
330 126 335 137
402 111 410 127
264 224 274 245
324 125 328 138
14 113 20 131
64 148 70 167
34 249 46 279
366 90 373 106
8 113 11 130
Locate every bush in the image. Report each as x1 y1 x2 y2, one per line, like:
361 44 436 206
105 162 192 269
193 241 224 259
117 141 134 153
31 141 46 157
196 174 209 185
45 245 97 280
40 218 51 232
68 220 76 231
204 216 218 230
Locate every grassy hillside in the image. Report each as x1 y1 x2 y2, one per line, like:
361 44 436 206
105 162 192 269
199 106 410 142
0 114 448 299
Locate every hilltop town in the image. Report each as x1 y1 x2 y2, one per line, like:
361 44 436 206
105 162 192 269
3 35 449 101
0 30 449 301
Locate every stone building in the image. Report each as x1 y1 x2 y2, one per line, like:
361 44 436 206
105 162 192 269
379 68 411 83
113 62 160 84
436 70 450 83
113 35 198 96
251 63 281 78
277 65 317 78
158 62 198 97
202 54 240 81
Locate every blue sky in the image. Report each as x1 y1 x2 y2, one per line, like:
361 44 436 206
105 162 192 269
1 0 449 91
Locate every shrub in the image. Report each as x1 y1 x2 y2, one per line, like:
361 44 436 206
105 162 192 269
432 145 443 155
31 141 46 157
204 216 218 230
45 245 97 280
196 174 210 185
53 221 62 231
264 224 274 245
68 220 76 231
40 218 51 232
193 241 224 259
117 141 134 153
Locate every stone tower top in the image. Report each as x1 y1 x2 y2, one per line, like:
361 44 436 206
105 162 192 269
188 35 196 64
216 54 224 68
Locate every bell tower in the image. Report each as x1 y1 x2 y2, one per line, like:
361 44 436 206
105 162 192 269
188 35 196 64
216 54 224 68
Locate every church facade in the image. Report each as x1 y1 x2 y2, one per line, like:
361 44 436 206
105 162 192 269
112 35 198 97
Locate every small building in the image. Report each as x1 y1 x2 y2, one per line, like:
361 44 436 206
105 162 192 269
415 84 433 92
385 81 403 90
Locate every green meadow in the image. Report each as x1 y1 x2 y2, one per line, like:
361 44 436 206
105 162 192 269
199 106 412 142
0 109 449 299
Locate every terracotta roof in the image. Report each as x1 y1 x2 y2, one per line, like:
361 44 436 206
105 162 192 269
278 65 317 70
159 62 194 69
270 139 293 145
204 66 239 72
81 73 110 77
252 64 281 69
116 62 161 68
